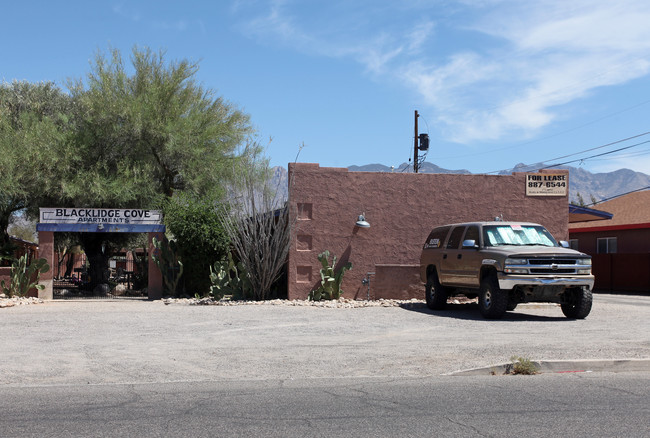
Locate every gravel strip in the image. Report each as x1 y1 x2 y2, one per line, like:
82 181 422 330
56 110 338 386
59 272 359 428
163 296 477 308
0 294 44 308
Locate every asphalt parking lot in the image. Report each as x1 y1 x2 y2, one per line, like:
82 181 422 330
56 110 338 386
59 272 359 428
1 293 649 386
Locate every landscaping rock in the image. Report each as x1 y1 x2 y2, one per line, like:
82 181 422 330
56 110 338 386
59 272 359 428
162 296 430 308
0 296 44 308
93 283 111 295
112 284 128 296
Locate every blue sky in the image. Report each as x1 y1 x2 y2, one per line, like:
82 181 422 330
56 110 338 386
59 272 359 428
2 0 650 174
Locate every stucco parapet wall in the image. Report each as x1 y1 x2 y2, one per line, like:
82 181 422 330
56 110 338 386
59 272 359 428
287 162 569 300
290 162 568 176
288 163 348 175
512 168 569 174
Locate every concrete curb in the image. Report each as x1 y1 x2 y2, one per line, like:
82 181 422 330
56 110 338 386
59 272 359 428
445 358 650 376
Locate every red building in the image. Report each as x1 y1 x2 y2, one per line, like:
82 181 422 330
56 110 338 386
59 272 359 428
569 189 650 293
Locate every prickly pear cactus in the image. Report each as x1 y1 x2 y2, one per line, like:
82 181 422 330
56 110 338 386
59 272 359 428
209 253 252 300
0 254 50 297
308 250 352 300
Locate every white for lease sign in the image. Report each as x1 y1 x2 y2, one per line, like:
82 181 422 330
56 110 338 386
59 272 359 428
526 173 568 196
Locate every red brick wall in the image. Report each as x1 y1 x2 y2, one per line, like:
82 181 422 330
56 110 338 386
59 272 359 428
287 163 569 300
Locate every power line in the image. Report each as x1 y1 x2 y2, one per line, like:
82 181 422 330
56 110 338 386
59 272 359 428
539 139 650 170
486 131 650 174
536 131 650 164
589 147 650 161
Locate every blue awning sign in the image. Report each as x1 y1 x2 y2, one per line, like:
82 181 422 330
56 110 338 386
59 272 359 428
37 208 165 233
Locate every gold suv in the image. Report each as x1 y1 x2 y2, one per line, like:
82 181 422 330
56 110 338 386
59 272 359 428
420 221 594 319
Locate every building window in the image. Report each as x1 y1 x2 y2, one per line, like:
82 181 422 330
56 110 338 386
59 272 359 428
569 239 579 250
597 237 617 254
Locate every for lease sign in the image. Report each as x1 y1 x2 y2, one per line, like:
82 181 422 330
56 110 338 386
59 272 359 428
526 173 568 196
39 208 162 225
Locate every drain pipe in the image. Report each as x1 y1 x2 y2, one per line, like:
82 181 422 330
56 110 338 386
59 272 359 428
361 272 375 301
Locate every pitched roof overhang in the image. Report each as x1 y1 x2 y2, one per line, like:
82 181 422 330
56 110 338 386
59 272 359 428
568 204 613 223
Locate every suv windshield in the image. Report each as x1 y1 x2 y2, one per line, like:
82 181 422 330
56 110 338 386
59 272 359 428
483 225 558 247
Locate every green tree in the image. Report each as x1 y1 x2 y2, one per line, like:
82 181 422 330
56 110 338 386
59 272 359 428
61 46 252 289
0 81 74 256
161 193 230 295
574 192 586 207
66 46 251 203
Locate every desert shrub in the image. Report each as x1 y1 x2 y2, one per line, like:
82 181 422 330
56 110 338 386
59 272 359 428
162 193 230 295
508 356 540 375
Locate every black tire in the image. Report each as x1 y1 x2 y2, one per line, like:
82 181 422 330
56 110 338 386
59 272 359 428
506 302 518 311
561 287 593 319
425 269 447 310
479 273 507 319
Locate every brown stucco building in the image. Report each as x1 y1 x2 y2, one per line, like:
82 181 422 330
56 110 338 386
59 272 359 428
287 163 571 300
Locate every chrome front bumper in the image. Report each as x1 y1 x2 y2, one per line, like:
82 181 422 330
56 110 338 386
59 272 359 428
498 273 595 290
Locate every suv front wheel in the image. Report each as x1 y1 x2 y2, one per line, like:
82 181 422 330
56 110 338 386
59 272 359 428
479 273 507 319
561 287 593 319
425 269 448 310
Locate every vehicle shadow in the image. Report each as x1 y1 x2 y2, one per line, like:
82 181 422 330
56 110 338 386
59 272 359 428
399 302 568 322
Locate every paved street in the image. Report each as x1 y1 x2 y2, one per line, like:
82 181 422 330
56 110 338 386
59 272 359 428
1 374 649 437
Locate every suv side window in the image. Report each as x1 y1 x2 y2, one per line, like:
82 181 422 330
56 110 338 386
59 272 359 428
463 226 480 247
446 226 466 249
424 226 451 249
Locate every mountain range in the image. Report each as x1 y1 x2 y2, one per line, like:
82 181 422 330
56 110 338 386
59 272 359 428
274 163 650 205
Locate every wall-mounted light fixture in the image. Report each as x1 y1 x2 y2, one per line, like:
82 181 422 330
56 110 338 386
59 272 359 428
355 213 370 228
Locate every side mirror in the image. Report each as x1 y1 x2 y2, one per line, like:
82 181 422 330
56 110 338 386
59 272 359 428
559 240 570 248
462 239 479 249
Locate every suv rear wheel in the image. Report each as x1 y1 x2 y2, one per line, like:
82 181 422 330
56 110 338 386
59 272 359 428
425 269 447 310
479 273 507 319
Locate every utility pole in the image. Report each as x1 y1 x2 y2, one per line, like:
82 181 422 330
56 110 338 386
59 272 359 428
414 110 419 173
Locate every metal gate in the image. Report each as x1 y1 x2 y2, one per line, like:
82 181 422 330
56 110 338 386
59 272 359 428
53 252 148 300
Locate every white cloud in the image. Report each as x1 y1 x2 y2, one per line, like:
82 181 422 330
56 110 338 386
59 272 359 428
112 3 141 22
406 22 435 54
244 0 296 41
234 0 425 75
234 0 650 144
402 0 650 142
